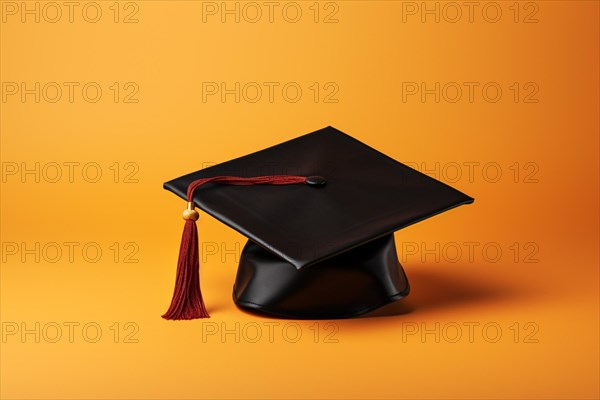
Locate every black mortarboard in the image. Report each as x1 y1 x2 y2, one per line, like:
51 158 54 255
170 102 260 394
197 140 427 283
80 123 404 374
162 126 474 320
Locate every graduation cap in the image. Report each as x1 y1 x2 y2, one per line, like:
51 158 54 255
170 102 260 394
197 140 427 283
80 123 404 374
162 126 474 320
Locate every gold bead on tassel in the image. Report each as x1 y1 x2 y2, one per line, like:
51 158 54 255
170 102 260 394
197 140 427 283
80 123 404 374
182 202 200 221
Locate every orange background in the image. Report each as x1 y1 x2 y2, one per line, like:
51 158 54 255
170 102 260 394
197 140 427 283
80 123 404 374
1 1 598 399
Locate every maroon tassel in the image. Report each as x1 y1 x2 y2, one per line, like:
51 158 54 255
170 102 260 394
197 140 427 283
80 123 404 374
163 175 307 320
162 213 209 320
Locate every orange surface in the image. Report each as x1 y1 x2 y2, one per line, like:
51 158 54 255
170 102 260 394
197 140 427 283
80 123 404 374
1 1 598 399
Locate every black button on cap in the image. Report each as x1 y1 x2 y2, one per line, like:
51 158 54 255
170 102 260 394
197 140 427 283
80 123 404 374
306 176 327 187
